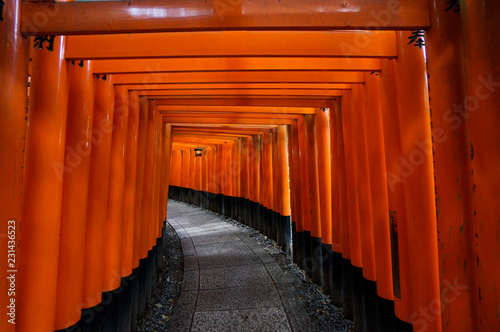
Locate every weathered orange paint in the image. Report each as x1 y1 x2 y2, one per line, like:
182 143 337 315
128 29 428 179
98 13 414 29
0 1 29 329
426 0 478 324
394 31 442 332
379 58 413 322
461 1 500 330
23 0 430 35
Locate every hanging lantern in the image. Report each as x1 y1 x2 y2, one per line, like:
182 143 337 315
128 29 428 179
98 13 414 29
194 147 203 157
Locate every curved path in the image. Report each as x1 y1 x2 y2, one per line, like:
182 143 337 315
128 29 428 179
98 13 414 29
167 200 315 332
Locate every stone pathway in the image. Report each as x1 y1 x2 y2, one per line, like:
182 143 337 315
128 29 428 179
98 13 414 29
167 200 315 332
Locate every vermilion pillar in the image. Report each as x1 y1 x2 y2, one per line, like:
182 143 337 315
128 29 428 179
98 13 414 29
82 76 115 309
17 35 68 332
333 101 354 320
122 91 140 277
363 73 394 302
103 85 129 292
290 121 303 264
350 85 376 283
271 129 281 241
189 148 196 203
0 0 29 330
461 1 499 330
425 4 476 329
394 31 441 332
133 97 149 269
263 132 274 236
297 117 311 272
141 100 157 258
150 112 162 243
161 124 172 222
55 60 94 330
340 91 362 269
242 138 250 224
315 108 333 294
341 90 364 326
379 59 413 324
329 99 346 307
278 125 291 254
305 114 323 286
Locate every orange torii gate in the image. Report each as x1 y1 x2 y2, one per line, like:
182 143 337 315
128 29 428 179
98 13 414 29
1 0 500 332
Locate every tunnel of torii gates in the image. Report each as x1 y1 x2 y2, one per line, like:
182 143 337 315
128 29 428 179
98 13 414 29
0 0 499 331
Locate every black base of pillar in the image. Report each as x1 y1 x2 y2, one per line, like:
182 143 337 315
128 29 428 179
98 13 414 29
295 230 304 268
259 205 265 235
303 230 312 277
321 242 333 297
118 274 134 332
292 222 298 263
395 317 413 332
342 258 354 321
130 267 140 331
310 236 323 287
100 287 120 332
276 212 283 247
282 215 292 255
351 266 364 332
377 296 396 332
64 232 168 332
362 278 380 332
331 251 343 307
76 303 104 332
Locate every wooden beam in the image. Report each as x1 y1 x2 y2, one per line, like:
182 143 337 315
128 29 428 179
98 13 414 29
164 112 298 120
124 83 352 91
65 31 397 59
155 98 333 108
112 71 364 84
163 117 295 125
173 127 274 135
159 106 317 115
93 58 381 74
173 137 238 144
22 0 430 35
175 132 253 139
137 89 343 97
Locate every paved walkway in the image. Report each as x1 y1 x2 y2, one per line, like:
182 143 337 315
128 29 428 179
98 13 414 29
167 200 315 332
